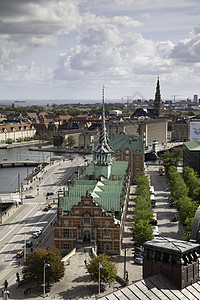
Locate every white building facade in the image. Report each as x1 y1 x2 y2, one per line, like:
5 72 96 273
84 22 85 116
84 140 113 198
0 123 36 144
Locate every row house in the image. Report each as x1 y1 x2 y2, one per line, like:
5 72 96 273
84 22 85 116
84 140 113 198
0 123 36 144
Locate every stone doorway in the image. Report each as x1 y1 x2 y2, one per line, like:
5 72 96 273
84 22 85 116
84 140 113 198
84 230 90 242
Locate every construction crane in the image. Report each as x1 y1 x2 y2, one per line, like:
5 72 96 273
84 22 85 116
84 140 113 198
170 95 182 104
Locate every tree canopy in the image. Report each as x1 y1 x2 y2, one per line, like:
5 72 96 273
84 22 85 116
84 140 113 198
132 172 154 245
66 135 76 149
23 246 65 285
86 253 117 284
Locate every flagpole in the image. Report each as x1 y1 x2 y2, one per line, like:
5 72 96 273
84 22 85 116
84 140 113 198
43 262 45 295
99 262 100 294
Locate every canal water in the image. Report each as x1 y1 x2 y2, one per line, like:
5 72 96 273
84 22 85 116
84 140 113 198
0 146 64 193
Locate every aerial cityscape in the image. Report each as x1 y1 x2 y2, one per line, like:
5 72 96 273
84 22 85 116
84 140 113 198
1 1 200 300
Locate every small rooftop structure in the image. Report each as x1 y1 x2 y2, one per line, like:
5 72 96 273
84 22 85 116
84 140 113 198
143 237 200 289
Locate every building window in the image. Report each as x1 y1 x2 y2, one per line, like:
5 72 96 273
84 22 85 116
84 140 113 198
104 229 111 238
136 168 140 175
63 228 69 238
104 243 111 251
125 156 129 161
63 243 70 250
84 218 90 224
125 150 129 154
136 155 140 161
136 162 140 167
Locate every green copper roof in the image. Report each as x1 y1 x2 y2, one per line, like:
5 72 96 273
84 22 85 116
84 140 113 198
184 141 200 151
108 133 145 154
59 160 128 213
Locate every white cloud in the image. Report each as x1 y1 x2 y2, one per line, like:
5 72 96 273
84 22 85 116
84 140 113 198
0 0 200 99
171 25 200 63
112 16 142 28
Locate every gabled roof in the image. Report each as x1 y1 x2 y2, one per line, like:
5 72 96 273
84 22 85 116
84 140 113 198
99 273 200 300
109 133 145 155
59 160 128 213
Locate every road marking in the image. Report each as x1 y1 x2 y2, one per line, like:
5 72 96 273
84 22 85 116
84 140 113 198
0 204 37 242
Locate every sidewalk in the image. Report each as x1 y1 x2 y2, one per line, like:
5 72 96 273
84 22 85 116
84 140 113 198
110 185 143 283
4 185 139 300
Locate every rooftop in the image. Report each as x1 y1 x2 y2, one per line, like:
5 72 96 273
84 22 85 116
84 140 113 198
143 236 199 254
184 141 200 151
59 160 129 213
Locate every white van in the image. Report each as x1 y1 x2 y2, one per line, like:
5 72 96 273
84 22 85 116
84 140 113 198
150 186 155 195
152 226 159 236
151 194 156 207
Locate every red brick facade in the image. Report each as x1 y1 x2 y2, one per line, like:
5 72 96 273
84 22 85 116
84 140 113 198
115 146 144 182
54 195 127 255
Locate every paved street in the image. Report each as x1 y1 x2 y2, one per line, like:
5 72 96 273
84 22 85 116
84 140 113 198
0 162 183 299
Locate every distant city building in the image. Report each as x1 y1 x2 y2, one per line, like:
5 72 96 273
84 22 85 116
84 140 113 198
171 118 189 142
190 121 200 142
194 94 198 103
54 88 130 255
109 110 122 116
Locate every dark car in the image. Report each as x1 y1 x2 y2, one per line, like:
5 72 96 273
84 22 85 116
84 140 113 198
46 192 54 196
26 240 32 248
134 254 144 265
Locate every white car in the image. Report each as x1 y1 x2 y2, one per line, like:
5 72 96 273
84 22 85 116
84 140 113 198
152 226 159 236
32 229 42 238
25 194 35 199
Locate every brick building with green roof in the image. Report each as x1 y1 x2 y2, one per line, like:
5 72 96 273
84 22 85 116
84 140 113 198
54 87 131 255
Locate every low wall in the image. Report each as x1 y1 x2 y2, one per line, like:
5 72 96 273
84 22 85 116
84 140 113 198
62 248 76 264
1 202 20 223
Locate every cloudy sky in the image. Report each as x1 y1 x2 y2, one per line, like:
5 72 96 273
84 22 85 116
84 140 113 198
0 0 200 102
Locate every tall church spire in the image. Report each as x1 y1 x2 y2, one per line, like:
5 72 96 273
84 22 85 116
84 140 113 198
94 85 112 155
154 76 162 116
93 86 112 179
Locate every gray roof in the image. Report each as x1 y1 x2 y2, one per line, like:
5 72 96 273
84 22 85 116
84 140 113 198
143 236 199 254
99 273 200 300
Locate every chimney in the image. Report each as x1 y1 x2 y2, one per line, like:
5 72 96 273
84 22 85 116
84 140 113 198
143 237 199 289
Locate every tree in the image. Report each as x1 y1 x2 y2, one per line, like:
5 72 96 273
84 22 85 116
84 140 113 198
161 148 182 175
66 135 76 149
86 253 117 284
132 219 154 245
23 246 65 285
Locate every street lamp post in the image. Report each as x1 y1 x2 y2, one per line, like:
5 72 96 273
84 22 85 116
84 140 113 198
98 262 103 294
43 263 50 295
24 222 26 261
123 245 127 280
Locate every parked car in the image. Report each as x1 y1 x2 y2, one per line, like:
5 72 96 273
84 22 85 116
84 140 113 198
25 194 35 199
150 213 158 225
152 225 159 236
26 240 32 248
44 206 49 211
46 192 54 196
134 245 144 254
134 253 144 265
16 250 24 258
